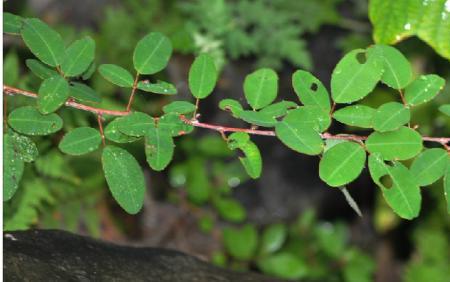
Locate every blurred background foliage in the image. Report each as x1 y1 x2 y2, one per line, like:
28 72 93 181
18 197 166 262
3 0 449 281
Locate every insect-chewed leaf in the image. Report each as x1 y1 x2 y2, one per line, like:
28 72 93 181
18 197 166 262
4 12 23 34
98 64 134 88
259 101 298 118
26 59 59 79
331 49 383 103
37 75 69 114
333 105 375 128
228 132 262 179
60 36 95 77
219 99 244 117
227 132 250 149
367 44 412 89
410 148 448 186
8 106 63 136
292 70 330 112
145 127 175 171
282 106 331 133
213 197 246 223
133 32 172 75
188 54 218 99
368 153 421 219
239 111 278 127
404 74 445 106
366 127 422 160
69 82 101 103
3 133 25 201
59 127 102 156
102 145 145 214
319 141 366 187
223 224 258 260
137 80 177 95
163 101 196 114
244 68 278 110
117 112 155 137
373 102 410 132
104 117 140 143
21 18 65 67
445 165 450 214
10 131 39 162
440 104 450 117
158 113 194 137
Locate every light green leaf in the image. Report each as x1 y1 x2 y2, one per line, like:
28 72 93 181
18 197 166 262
163 101 196 114
133 32 172 75
439 104 450 117
228 133 262 179
69 82 101 103
244 68 278 110
213 197 246 223
319 141 366 187
331 49 383 103
333 105 376 128
4 12 23 34
3 133 24 201
186 158 211 204
137 80 177 95
367 44 412 89
21 18 65 67
59 127 102 156
10 132 38 162
373 102 410 132
366 126 422 160
158 113 194 137
117 112 155 137
37 75 69 114
219 99 244 117
8 106 63 136
292 70 331 112
259 101 298 117
239 110 278 127
60 36 95 77
102 145 145 214
26 59 59 79
283 106 331 133
410 148 448 186
104 117 140 143
223 224 258 260
188 54 218 99
98 64 134 88
145 127 175 171
259 223 287 255
405 74 446 106
368 153 421 219
445 165 450 214
257 253 307 280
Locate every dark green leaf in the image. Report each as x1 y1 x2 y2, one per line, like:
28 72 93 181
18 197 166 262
259 101 298 117
60 36 95 77
239 110 278 127
37 75 70 114
4 12 23 34
158 113 194 137
283 106 331 133
292 70 330 112
163 101 196 114
59 127 102 155
117 112 155 137
189 53 218 99
244 68 278 110
259 223 287 255
3 133 24 201
104 117 140 143
69 82 101 103
99 64 134 88
145 127 175 171
8 106 63 136
137 80 177 95
373 102 410 132
410 148 448 186
26 59 59 79
223 224 258 260
10 132 38 162
133 32 172 75
333 105 376 128
405 74 446 106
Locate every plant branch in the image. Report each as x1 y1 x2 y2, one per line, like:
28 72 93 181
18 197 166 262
126 73 140 112
3 85 450 148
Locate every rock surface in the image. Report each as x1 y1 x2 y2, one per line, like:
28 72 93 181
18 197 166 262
4 229 285 282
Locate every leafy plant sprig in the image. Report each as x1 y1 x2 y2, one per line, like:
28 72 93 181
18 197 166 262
3 13 450 219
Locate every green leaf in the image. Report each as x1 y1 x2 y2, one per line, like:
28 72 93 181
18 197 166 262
102 145 145 214
133 32 172 75
186 158 211 204
10 132 39 162
333 105 376 128
366 127 423 160
213 197 246 223
319 141 366 187
282 106 331 133
410 148 448 186
444 165 450 214
98 64 134 88
259 223 287 255
439 104 450 117
239 110 278 127
244 68 278 110
163 101 196 114
3 133 25 201
292 70 331 112
21 18 65 67
4 12 23 35
104 117 140 143
117 112 155 137
367 44 412 89
276 117 324 156
145 127 175 171
259 101 298 117
331 49 383 103
4 51 19 85
368 153 421 219
69 82 101 103
257 253 307 280
369 0 450 60
158 113 194 137
137 80 177 95
8 106 63 136
37 75 70 114
58 127 102 156
60 36 95 77
219 99 244 117
26 59 58 79
405 74 446 106
81 62 96 80
228 133 262 179
188 54 218 99
223 224 258 260
373 102 410 132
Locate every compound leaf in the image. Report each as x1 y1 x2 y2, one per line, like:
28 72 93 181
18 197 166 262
292 70 330 112
60 36 95 77
410 148 448 186
8 106 63 136
244 68 278 110
333 105 375 128
99 64 134 88
37 75 69 114
59 127 102 156
189 54 218 99
373 102 410 132
405 74 446 106
133 32 172 75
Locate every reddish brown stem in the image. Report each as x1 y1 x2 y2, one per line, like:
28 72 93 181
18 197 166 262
97 114 106 146
126 74 140 111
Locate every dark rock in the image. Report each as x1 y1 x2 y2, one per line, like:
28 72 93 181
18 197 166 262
4 229 285 282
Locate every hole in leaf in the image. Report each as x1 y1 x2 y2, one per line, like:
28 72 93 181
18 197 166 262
380 174 393 189
310 83 318 92
356 52 367 64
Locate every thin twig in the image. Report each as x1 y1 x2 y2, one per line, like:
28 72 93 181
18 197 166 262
126 73 140 111
97 114 106 146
